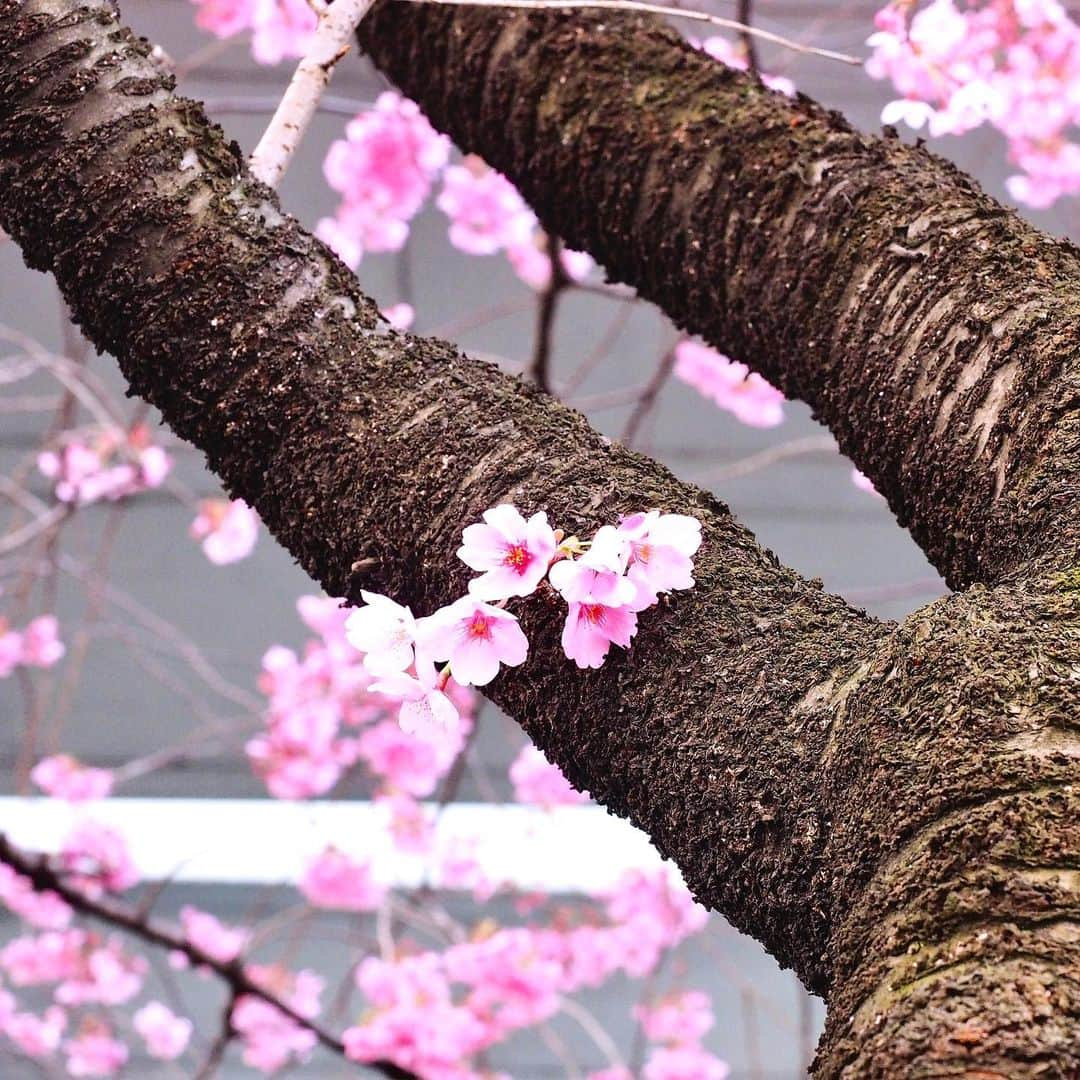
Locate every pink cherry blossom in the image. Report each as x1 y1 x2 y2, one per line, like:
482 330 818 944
318 93 449 267
0 864 72 929
3 1004 66 1057
358 716 465 795
345 591 419 675
299 848 387 911
381 302 415 330
437 159 536 255
617 511 703 604
59 821 138 896
38 425 171 505
20 615 64 667
510 745 588 807
674 341 785 428
133 1001 192 1060
31 754 113 803
851 468 883 496
190 498 259 564
588 1070 634 1080
63 1025 129 1077
180 906 250 964
643 1045 731 1080
377 793 436 853
561 601 639 669
54 938 146 1006
506 233 594 290
458 504 558 600
370 654 461 735
191 0 253 39
234 966 322 1072
417 597 529 686
0 623 22 678
250 0 316 66
0 928 86 985
635 990 715 1045
548 525 637 608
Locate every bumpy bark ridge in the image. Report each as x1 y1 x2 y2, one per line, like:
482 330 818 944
359 4 1080 592
0 3 1077 1076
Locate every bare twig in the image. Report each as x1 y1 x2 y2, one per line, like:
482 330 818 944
250 0 377 186
529 236 570 392
406 0 863 65
622 346 676 447
738 0 759 73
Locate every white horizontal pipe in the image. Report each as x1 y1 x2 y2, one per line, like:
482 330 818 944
0 798 676 893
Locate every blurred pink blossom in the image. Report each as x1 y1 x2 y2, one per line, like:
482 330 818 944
133 1001 192 1060
190 498 259 564
674 341 785 428
31 754 112 803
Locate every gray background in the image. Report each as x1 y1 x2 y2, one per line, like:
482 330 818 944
1 0 1075 1076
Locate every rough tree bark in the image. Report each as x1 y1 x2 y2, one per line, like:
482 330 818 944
0 2 1076 1078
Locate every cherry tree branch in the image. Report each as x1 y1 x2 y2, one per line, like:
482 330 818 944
0 833 418 1080
249 0 376 187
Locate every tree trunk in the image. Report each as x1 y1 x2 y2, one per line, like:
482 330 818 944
0 2 1076 1076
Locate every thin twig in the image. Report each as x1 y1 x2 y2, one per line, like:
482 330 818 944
250 0 377 187
407 0 864 65
738 0 759 73
622 346 676 446
529 236 569 392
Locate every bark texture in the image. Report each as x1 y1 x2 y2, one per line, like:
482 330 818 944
0 3 1077 1077
359 4 1080 592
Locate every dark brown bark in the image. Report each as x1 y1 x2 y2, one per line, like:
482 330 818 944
358 4 1080 592
0 3 1077 1077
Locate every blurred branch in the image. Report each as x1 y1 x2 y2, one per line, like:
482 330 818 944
0 833 418 1080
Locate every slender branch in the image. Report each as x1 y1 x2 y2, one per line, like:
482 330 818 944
529 235 569 392
403 0 863 65
737 0 759 73
0 834 418 1080
621 345 675 447
249 0 376 187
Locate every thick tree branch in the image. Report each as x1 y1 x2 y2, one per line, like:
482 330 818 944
358 4 1080 591
0 3 1077 1077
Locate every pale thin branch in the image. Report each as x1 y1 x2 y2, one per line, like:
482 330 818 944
407 0 864 65
249 0 377 187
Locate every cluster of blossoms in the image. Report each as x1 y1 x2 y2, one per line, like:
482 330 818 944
316 95 594 290
247 593 476 799
342 868 709 1077
0 613 64 679
673 340 786 429
37 424 170 507
868 0 1080 207
343 504 701 736
634 991 731 1080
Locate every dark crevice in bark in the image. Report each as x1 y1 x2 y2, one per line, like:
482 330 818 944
1 3 1077 1077
358 3 1080 592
